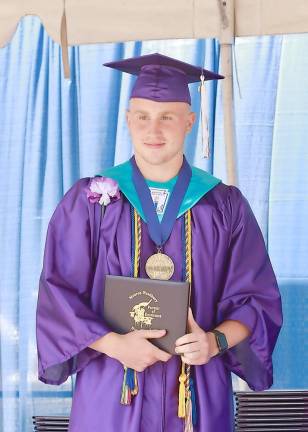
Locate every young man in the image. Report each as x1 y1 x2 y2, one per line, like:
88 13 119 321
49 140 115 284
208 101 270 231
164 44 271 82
36 53 283 431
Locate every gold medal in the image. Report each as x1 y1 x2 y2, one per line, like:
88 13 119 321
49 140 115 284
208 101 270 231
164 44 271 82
145 250 174 280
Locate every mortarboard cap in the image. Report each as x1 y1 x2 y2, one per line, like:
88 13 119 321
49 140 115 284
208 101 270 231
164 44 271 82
103 52 224 105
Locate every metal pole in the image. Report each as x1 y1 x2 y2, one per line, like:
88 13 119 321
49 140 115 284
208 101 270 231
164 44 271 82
218 0 237 186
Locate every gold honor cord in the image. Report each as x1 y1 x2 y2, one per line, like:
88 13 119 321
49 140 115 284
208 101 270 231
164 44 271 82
134 208 141 279
183 209 194 432
131 208 141 395
122 208 194 431
120 209 141 404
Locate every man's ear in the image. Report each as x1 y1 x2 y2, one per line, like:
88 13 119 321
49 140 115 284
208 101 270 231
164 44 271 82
126 109 131 127
186 111 196 133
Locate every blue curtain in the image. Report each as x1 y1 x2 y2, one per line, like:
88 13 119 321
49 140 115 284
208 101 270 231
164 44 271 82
0 16 307 432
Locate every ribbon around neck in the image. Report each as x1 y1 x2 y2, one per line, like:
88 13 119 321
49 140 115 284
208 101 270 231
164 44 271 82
130 156 192 248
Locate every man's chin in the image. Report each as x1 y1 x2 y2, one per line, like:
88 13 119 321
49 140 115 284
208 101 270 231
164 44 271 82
142 157 167 166
145 150 172 162
134 149 183 167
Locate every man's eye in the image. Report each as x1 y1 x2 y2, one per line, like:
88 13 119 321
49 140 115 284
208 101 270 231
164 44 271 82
138 115 148 120
162 115 172 120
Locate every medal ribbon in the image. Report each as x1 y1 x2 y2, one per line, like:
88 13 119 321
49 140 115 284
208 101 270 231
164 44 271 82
130 155 192 247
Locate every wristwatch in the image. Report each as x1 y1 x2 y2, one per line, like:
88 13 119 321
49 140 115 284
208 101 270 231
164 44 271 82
209 329 228 356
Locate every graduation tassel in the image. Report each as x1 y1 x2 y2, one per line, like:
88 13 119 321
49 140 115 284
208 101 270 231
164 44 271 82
120 367 131 404
199 73 210 158
178 362 187 418
120 367 139 404
120 208 141 405
126 367 138 395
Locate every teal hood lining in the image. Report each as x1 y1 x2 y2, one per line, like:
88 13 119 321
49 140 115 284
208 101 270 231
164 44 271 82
98 160 221 222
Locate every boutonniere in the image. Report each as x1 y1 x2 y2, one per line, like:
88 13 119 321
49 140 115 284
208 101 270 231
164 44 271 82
86 176 120 206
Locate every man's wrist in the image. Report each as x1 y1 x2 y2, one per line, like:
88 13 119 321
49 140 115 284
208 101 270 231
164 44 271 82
207 331 220 358
88 331 118 354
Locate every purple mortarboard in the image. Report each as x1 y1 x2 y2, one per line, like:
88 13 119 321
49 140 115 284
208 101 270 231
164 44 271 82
103 53 224 158
103 53 224 105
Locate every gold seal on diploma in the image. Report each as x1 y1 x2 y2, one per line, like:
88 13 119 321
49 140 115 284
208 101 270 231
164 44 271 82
145 252 174 280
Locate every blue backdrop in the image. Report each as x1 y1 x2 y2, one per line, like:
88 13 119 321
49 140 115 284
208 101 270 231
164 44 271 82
0 16 307 432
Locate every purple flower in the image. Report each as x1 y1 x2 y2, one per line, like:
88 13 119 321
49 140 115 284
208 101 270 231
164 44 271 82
87 176 120 206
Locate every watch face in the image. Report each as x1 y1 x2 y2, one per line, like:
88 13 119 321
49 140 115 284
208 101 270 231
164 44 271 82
216 331 228 352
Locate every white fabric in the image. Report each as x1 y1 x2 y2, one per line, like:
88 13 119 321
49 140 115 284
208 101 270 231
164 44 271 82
1 0 308 48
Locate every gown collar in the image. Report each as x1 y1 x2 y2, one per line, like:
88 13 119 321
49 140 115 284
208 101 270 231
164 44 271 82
98 159 221 221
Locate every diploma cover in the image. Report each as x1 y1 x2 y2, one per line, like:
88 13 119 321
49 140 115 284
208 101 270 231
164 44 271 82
104 275 190 355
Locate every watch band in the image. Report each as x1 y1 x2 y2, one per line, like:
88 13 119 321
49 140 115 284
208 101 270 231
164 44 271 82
209 329 228 356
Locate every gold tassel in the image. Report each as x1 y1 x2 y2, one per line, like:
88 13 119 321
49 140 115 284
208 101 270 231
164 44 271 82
178 362 187 418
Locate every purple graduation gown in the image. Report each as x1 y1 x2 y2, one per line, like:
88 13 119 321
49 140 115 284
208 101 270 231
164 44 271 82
36 177 282 431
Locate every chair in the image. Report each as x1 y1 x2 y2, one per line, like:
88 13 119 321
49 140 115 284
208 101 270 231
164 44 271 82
234 390 308 431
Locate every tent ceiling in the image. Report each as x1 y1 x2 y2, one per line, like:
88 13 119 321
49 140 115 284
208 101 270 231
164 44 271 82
1 0 308 48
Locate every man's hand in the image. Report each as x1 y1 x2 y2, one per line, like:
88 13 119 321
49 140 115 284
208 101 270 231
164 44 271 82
175 308 219 365
89 329 172 372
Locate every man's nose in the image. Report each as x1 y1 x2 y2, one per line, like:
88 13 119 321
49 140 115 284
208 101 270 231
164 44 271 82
148 118 161 134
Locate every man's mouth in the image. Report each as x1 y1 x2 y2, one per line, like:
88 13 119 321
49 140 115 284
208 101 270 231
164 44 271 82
144 142 165 148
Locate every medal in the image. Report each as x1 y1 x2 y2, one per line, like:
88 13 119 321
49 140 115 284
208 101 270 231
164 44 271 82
131 156 192 279
145 248 174 280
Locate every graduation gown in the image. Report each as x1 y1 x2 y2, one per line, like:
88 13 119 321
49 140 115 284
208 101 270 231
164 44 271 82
36 164 283 432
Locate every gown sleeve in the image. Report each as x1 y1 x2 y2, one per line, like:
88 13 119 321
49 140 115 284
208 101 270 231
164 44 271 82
36 178 113 385
216 186 283 391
